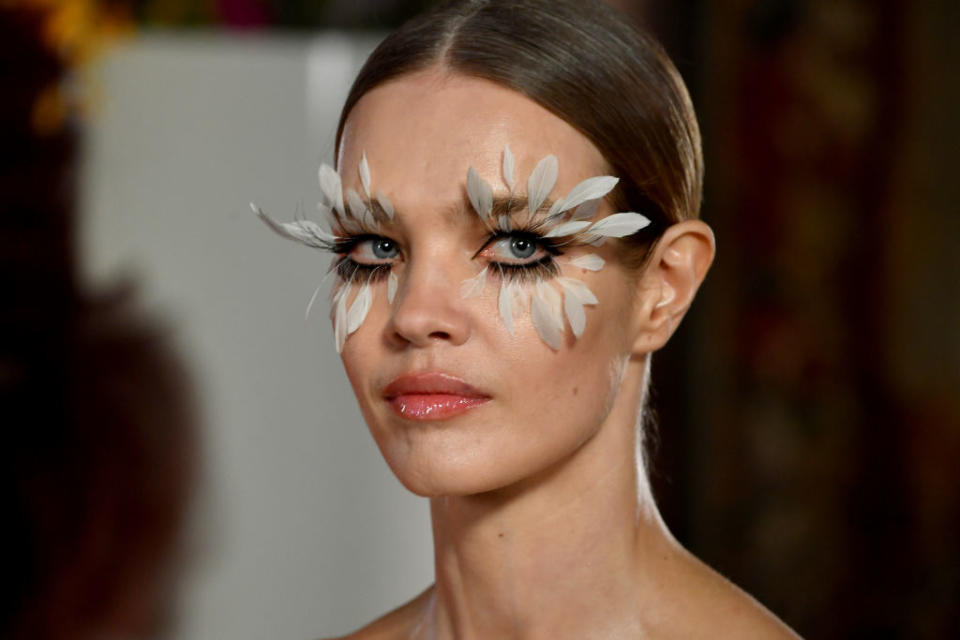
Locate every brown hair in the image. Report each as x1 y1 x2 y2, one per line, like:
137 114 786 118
335 0 703 269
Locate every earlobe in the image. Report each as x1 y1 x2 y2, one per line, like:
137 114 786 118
631 220 715 354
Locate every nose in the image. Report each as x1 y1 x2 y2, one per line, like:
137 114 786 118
387 257 471 348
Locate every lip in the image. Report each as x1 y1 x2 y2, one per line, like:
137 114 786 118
383 372 491 421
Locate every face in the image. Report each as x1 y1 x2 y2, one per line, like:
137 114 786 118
335 70 641 497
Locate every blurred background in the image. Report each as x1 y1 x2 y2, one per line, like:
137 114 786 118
2 0 957 638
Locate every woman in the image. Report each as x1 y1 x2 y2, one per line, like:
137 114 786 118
256 0 800 637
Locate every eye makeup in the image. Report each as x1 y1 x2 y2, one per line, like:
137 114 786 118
253 144 651 352
332 220 566 288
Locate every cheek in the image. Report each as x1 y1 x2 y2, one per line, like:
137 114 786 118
499 306 628 441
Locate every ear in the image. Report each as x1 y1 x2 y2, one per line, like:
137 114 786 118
631 220 715 354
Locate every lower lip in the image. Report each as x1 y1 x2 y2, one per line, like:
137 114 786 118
387 394 490 420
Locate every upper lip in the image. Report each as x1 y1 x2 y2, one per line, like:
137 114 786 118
383 372 490 399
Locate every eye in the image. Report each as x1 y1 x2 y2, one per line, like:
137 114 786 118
480 233 550 264
351 236 400 263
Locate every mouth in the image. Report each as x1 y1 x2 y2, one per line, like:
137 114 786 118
382 372 491 421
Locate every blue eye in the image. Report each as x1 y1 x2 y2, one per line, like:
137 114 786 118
483 234 547 264
508 237 536 259
371 238 398 259
351 236 399 263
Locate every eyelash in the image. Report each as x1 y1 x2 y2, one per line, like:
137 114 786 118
331 229 563 285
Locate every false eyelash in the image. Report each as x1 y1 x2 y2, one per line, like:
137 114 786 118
334 257 392 284
332 225 564 286
489 256 560 284
331 233 382 255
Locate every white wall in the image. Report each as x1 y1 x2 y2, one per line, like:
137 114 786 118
80 33 433 640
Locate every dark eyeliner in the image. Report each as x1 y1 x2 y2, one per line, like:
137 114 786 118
332 233 398 284
491 256 560 283
334 257 392 284
472 229 563 260
475 228 564 284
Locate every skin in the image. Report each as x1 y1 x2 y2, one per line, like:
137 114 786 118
329 68 801 640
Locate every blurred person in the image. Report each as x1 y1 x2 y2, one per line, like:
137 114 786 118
1 3 199 638
255 0 801 637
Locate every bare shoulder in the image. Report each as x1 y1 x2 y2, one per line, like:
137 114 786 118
320 585 434 640
644 546 803 640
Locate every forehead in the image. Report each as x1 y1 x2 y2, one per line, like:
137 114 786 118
337 70 608 204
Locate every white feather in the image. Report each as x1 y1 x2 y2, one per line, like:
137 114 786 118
558 277 599 305
510 283 528 309
460 269 487 299
586 212 651 237
376 190 394 219
543 220 592 238
570 254 606 271
334 282 351 353
346 283 372 334
551 176 618 216
498 215 513 231
503 145 515 193
305 283 323 320
498 282 515 336
346 188 367 220
527 155 558 215
341 215 361 234
254 205 336 248
537 282 564 324
359 152 372 199
546 197 566 218
531 285 563 350
571 198 601 221
387 272 398 304
318 164 345 216
466 166 494 218
562 289 586 337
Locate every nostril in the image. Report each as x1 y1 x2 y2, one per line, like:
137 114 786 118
429 331 452 340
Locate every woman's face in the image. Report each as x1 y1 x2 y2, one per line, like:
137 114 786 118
336 70 642 497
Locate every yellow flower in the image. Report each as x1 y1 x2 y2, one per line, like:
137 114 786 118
4 0 135 134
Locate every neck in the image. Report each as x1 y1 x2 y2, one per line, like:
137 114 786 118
420 356 675 640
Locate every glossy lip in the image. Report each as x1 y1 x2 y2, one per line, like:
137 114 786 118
383 372 491 421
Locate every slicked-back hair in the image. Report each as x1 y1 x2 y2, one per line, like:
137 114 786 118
335 0 703 270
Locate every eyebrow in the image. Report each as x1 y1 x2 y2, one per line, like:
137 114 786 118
443 195 557 227
350 193 557 231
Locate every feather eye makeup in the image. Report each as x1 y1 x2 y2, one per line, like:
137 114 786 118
252 145 651 351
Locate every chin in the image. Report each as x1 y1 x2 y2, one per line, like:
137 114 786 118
370 422 583 498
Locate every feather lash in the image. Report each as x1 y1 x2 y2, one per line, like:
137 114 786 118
585 212 651 237
346 283 372 334
376 190 394 220
547 176 619 217
527 155 558 216
318 164 345 217
460 269 488 299
499 282 515 336
334 281 351 353
466 166 494 219
359 152 372 199
252 203 337 250
543 220 592 238
570 254 606 271
531 283 563 350
387 272 398 304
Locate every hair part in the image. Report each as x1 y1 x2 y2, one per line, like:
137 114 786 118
335 0 703 272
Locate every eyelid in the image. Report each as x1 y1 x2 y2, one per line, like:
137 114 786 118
336 234 401 264
475 230 559 263
479 237 547 264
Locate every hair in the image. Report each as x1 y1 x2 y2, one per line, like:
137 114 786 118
334 0 703 271
2 5 197 637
